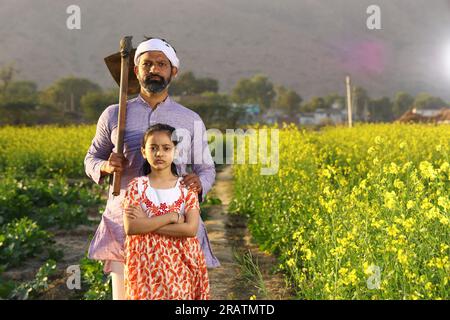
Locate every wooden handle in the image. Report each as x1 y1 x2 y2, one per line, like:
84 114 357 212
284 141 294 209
112 36 133 196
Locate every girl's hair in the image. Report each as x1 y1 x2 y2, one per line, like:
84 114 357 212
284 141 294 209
141 123 179 177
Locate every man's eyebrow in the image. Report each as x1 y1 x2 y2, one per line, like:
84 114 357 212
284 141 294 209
141 58 169 63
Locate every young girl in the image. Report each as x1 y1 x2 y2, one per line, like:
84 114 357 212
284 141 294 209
121 123 210 300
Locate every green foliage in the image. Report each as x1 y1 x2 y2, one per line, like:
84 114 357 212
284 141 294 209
393 92 414 118
39 76 101 115
0 218 53 269
79 256 112 300
301 96 326 113
0 125 96 178
203 195 222 206
231 123 450 299
199 195 223 221
81 89 118 122
324 93 345 110
233 249 268 297
9 260 57 300
231 74 275 110
0 176 102 228
0 269 15 299
369 97 394 122
180 92 245 129
413 93 448 110
170 71 219 96
275 86 302 118
353 86 370 120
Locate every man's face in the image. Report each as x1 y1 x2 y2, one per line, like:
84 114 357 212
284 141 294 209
134 51 178 94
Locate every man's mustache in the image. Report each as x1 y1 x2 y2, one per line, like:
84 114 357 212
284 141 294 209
145 74 164 82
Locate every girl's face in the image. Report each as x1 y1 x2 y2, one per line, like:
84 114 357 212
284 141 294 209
141 131 176 172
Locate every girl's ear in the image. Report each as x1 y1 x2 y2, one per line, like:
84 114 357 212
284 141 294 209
141 147 146 158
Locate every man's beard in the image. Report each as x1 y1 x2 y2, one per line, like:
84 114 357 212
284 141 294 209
141 73 171 94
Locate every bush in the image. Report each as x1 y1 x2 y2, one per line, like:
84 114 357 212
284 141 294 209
0 218 53 269
79 256 111 300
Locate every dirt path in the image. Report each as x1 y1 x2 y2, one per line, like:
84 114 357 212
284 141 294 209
206 165 294 300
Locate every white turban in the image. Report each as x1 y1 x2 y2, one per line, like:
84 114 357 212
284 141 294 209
134 38 180 69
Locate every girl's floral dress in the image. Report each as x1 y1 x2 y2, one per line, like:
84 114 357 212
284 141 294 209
122 176 210 300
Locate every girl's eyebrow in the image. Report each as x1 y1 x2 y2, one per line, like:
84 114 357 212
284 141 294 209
149 143 173 147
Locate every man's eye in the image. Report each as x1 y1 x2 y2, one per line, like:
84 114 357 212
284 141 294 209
159 62 166 67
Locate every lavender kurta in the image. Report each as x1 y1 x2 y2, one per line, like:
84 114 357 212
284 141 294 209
85 95 220 271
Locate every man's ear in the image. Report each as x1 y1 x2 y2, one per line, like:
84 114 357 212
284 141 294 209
173 146 181 164
171 66 178 79
134 65 139 77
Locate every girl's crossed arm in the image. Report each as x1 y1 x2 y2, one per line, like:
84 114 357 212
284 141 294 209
123 187 201 237
123 207 180 236
153 208 199 237
154 188 201 237
123 204 199 237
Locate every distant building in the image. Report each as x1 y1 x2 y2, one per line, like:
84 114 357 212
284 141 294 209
299 108 350 125
262 108 286 124
411 107 442 117
231 103 260 125
397 107 450 124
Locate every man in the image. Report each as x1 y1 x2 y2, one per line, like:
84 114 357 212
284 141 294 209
84 37 220 300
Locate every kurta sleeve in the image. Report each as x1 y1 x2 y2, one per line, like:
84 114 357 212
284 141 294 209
84 106 114 185
191 117 216 203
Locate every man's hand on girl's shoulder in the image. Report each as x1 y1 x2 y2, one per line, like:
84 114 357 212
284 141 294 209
180 173 202 194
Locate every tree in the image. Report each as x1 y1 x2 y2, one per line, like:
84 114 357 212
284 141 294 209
0 63 18 93
324 93 345 109
195 77 219 94
40 77 101 114
301 96 325 113
169 71 219 96
81 89 119 122
179 92 243 129
413 93 448 110
231 74 275 111
392 92 414 118
0 101 36 125
368 97 393 122
275 86 302 117
0 80 40 125
353 86 370 121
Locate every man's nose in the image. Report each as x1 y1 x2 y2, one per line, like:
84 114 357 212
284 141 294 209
149 64 159 73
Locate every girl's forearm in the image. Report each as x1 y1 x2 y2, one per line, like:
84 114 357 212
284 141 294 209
124 214 173 235
154 222 197 237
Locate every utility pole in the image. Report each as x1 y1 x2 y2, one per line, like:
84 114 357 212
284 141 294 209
346 75 353 128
